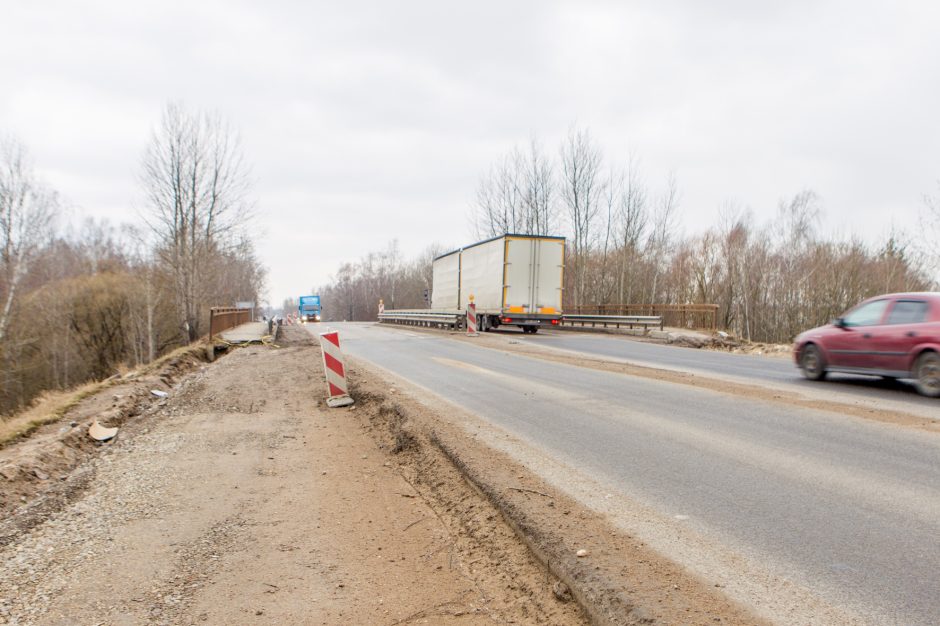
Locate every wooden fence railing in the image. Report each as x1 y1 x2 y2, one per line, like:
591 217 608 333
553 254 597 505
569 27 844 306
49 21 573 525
566 304 719 331
209 307 252 339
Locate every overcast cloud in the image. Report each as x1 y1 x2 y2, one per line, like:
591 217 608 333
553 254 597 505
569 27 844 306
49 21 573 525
2 0 938 304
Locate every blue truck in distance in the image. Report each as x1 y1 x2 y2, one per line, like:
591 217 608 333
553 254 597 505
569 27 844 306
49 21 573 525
299 295 322 322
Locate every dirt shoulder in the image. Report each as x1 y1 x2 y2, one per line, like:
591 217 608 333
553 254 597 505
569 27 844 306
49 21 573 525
0 326 587 625
556 325 791 358
0 344 212 540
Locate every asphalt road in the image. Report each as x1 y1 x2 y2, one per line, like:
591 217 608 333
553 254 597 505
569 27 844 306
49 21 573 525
526 329 940 409
311 322 940 625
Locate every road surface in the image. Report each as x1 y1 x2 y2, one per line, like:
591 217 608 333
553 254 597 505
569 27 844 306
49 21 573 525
527 329 940 411
311 322 940 626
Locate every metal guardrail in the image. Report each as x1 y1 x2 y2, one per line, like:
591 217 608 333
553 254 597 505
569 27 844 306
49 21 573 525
379 310 664 333
559 314 663 331
379 310 461 329
567 304 718 330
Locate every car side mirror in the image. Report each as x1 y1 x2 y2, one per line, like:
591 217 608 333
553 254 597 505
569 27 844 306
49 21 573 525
833 317 848 329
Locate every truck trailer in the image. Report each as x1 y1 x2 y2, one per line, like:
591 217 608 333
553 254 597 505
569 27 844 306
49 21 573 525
298 295 322 322
432 234 565 333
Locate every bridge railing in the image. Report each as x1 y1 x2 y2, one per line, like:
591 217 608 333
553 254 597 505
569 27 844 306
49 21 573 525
209 307 253 339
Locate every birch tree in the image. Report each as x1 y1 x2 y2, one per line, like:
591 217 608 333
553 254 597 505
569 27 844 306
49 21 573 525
141 103 253 343
616 154 648 304
646 172 680 303
474 138 556 238
474 150 523 238
560 127 604 307
0 136 57 344
923 182 940 284
520 138 557 235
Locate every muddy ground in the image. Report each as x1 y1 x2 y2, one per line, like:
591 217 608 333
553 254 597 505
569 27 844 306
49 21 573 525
0 325 765 625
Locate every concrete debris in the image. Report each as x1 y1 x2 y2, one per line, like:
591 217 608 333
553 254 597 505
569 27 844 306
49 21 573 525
88 420 119 442
150 390 169 398
575 549 588 557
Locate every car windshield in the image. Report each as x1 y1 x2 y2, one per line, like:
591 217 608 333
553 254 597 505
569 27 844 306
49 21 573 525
842 299 889 327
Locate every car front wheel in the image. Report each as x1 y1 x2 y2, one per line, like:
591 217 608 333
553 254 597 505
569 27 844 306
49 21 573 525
914 352 940 398
800 344 827 381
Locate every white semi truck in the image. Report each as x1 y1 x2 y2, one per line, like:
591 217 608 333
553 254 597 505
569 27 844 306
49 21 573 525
432 234 565 333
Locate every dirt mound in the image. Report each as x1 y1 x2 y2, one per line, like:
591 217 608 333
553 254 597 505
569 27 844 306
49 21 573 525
275 323 317 346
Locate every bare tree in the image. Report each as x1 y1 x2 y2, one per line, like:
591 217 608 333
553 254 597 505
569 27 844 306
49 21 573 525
474 137 557 238
0 136 57 344
922 182 940 284
716 202 752 337
560 127 604 307
646 171 680 303
520 137 557 235
120 224 161 364
616 153 648 304
474 150 523 238
141 103 253 342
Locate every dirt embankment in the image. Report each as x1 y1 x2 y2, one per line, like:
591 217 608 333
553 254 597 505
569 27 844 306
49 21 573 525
0 344 214 545
0 327 588 625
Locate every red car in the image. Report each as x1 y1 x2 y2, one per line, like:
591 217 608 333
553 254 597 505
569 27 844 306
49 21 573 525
793 292 940 397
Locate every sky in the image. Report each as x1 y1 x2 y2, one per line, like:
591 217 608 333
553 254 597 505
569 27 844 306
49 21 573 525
2 0 939 305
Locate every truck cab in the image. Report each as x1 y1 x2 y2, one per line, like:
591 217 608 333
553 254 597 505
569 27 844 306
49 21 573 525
299 295 322 322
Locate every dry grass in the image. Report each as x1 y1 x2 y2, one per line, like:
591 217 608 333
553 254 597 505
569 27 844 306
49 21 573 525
0 341 209 449
136 342 207 375
0 380 109 448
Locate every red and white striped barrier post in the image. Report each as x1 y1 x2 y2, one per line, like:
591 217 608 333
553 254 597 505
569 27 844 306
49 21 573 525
466 294 479 336
318 331 354 408
378 299 385 319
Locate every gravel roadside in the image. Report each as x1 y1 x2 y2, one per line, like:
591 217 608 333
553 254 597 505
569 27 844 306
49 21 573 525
0 326 586 625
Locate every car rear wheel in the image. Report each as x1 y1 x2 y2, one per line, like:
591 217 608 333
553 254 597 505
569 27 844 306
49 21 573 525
914 352 940 398
800 344 827 381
